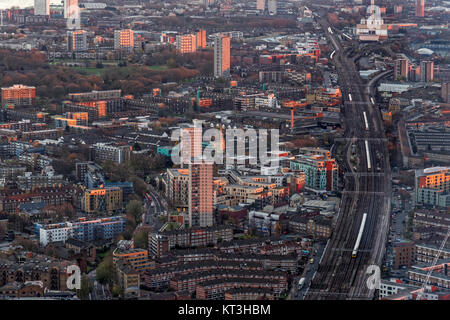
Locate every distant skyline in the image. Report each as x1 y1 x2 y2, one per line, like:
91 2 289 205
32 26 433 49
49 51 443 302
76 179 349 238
0 0 62 10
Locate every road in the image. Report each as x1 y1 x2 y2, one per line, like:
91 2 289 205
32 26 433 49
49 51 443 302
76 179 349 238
294 242 327 300
87 270 111 300
142 187 166 231
304 7 392 300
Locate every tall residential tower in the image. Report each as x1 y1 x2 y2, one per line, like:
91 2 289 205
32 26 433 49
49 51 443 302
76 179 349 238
213 34 230 78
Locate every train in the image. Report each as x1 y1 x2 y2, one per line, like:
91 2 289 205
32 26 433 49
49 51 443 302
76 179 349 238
365 140 372 170
363 111 369 131
342 33 352 40
352 213 368 258
298 277 306 289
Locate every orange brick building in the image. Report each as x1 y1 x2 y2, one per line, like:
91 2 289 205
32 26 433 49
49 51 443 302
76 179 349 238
196 29 207 49
176 34 197 53
114 29 134 50
1 85 36 107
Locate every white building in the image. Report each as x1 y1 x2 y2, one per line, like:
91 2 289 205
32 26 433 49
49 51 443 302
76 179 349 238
34 0 50 16
355 3 388 41
255 94 278 109
379 279 420 298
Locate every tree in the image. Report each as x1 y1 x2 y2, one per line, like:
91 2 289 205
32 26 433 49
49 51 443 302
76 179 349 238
0 223 6 241
111 284 122 298
126 200 143 224
96 253 115 285
134 229 149 249
77 275 93 300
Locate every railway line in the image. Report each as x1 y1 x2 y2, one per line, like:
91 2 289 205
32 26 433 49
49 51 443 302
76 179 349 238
304 12 391 300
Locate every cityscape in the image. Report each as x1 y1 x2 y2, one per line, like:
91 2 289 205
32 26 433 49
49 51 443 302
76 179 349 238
0 0 448 304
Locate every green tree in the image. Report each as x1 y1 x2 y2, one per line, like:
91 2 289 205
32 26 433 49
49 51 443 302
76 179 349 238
96 253 115 285
111 284 123 298
134 229 149 249
126 200 143 224
77 275 93 300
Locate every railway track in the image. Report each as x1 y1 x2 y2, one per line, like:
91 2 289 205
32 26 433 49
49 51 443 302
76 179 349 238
304 12 391 300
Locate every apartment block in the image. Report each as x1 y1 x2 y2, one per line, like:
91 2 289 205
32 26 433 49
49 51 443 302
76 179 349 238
114 29 134 50
82 187 123 213
415 167 450 207
39 215 126 246
214 34 231 78
290 151 338 193
1 85 36 107
113 248 155 273
176 34 197 53
67 30 88 52
90 143 132 164
393 240 416 269
196 29 207 49
164 168 190 210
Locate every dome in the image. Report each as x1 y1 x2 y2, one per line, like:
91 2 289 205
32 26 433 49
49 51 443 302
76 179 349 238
416 48 434 55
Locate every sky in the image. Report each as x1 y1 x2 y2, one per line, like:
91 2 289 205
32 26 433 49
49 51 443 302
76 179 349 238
0 1 62 10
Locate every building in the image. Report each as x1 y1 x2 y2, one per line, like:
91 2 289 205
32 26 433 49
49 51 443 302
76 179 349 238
90 143 132 164
413 209 449 242
415 167 450 208
113 247 155 273
256 0 266 11
289 214 333 239
149 233 170 258
214 34 231 78
394 58 409 81
34 0 50 16
176 34 197 54
54 112 89 129
248 211 286 236
379 279 421 299
407 260 450 289
393 240 416 269
259 71 282 83
17 169 66 192
39 216 126 246
355 3 388 42
415 243 450 264
164 168 190 210
82 187 123 213
68 89 121 102
180 123 214 228
149 226 233 255
416 0 425 17
267 0 277 15
189 162 214 227
114 29 134 51
67 30 88 52
196 30 207 49
116 260 141 290
420 61 434 82
441 82 450 103
0 254 73 291
289 150 338 193
1 85 36 107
